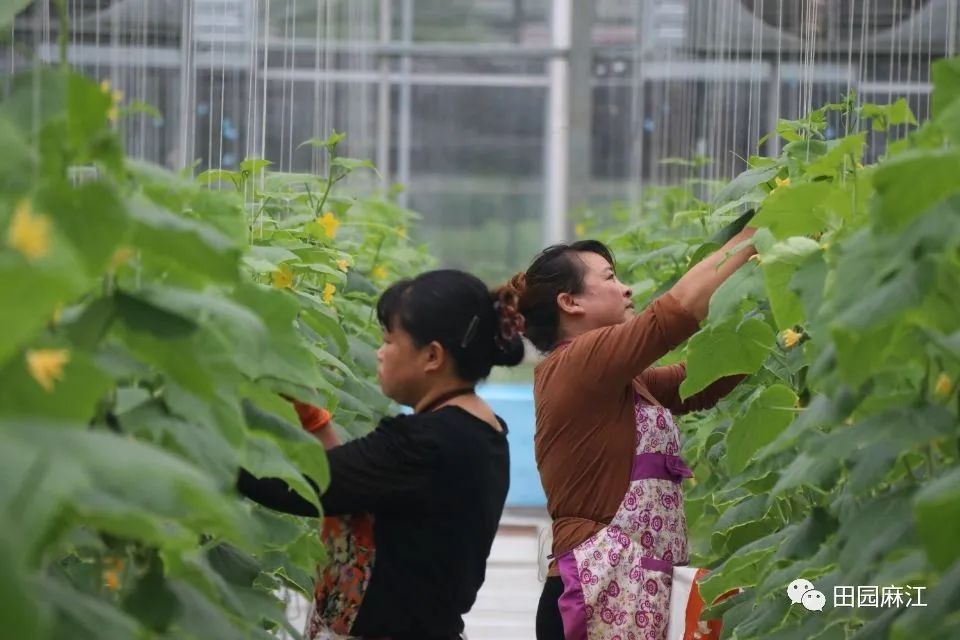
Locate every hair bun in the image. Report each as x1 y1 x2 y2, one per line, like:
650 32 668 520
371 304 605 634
507 271 527 296
492 335 525 367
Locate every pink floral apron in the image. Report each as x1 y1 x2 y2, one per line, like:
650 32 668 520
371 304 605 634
555 398 692 640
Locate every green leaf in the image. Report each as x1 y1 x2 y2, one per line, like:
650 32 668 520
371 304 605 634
752 182 835 239
0 225 91 365
127 193 241 282
239 158 272 175
196 169 241 189
0 0 32 28
118 399 240 488
712 165 779 205
38 181 130 276
299 131 345 152
932 57 960 116
0 348 113 422
836 488 914 571
861 98 919 131
243 434 320 512
872 149 960 229
122 554 179 633
332 157 380 177
37 575 144 640
242 398 331 491
914 467 960 568
0 536 43 640
681 317 775 398
3 420 254 548
725 384 798 475
891 558 960 640
831 258 935 331
0 116 38 193
707 263 764 325
760 237 821 329
805 133 866 177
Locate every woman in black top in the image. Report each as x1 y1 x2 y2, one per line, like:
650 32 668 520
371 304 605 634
238 269 525 640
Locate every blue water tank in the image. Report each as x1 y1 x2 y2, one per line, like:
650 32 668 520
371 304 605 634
477 383 545 507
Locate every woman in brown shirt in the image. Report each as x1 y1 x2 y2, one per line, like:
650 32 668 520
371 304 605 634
501 228 756 640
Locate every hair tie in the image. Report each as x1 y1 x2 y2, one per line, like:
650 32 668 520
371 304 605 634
494 298 525 347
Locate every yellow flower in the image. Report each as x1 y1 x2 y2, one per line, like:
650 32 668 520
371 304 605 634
575 223 586 237
934 373 954 399
855 162 864 169
371 265 388 280
103 562 122 591
773 176 791 191
317 212 340 239
781 329 802 349
101 80 123 123
7 199 50 261
109 246 136 271
271 265 294 289
398 227 408 239
322 283 336 304
337 259 350 272
26 349 70 392
104 570 120 591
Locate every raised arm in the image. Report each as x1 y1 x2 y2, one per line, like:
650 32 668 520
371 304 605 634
669 227 757 321
559 228 758 392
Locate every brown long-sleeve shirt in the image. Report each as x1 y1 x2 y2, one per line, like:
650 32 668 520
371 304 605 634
533 292 743 572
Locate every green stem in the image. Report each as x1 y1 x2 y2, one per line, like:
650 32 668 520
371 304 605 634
902 457 919 485
54 0 69 67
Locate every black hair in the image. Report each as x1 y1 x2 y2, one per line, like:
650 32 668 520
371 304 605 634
376 269 525 382
504 240 615 352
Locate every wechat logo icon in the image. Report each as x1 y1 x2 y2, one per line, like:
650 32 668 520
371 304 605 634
787 578 826 612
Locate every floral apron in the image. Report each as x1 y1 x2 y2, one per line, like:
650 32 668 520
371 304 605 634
305 513 376 640
555 398 692 640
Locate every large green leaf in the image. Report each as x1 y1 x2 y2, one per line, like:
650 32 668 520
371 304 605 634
931 56 960 116
3 420 253 549
242 398 331 490
126 193 241 283
0 535 44 640
707 263 764 325
37 181 129 275
0 240 90 366
712 165 779 205
680 317 775 398
0 117 38 193
760 237 821 329
914 467 960 568
0 348 112 422
836 488 916 571
805 133 866 177
37 575 144 640
725 384 799 475
891 558 960 640
118 399 240 488
751 182 836 239
872 149 960 229
242 434 321 513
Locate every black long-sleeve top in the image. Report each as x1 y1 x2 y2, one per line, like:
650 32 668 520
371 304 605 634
237 406 510 639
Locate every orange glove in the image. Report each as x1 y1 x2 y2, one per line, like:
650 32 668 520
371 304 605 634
282 395 332 433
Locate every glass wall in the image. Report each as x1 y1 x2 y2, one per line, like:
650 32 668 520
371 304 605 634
4 0 957 281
